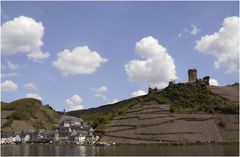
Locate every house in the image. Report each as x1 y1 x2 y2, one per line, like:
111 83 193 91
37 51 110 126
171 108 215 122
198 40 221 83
13 135 21 144
1 131 15 144
54 115 97 144
20 130 33 143
35 129 54 143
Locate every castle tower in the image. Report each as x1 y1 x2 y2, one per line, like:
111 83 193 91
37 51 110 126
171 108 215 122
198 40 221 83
188 69 197 82
203 76 210 85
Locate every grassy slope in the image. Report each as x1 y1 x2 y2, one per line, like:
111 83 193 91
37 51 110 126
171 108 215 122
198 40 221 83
67 83 238 132
1 98 60 130
67 97 140 131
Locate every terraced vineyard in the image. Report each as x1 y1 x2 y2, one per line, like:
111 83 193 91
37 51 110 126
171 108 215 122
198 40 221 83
208 85 239 105
101 100 238 144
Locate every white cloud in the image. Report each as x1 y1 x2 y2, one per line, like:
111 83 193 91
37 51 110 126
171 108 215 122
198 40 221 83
195 16 239 73
131 90 147 97
177 24 200 38
53 46 107 76
1 72 18 78
6 60 19 70
1 80 18 92
91 86 107 93
91 86 108 100
94 93 107 100
177 33 182 38
1 16 49 61
107 99 119 104
65 95 84 111
209 79 219 86
125 36 177 88
25 93 43 101
23 83 37 90
190 24 201 35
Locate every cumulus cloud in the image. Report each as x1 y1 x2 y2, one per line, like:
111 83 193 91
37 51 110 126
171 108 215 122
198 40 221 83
131 90 147 97
53 46 107 76
25 93 43 100
1 80 18 92
209 79 219 86
125 36 177 88
195 16 239 73
23 83 37 90
1 16 49 61
65 95 84 111
107 99 119 104
91 86 108 100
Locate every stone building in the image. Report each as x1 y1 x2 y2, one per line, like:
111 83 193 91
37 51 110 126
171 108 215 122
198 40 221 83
188 68 197 82
188 68 210 85
203 76 210 85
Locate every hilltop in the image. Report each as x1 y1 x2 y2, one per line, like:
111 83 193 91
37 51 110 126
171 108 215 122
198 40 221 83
67 83 238 130
1 98 60 132
67 82 239 144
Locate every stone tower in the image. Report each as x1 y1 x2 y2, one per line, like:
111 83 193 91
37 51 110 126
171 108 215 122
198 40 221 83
203 76 210 85
188 69 197 82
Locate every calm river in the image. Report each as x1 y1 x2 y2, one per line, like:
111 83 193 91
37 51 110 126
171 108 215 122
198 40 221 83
1 144 239 156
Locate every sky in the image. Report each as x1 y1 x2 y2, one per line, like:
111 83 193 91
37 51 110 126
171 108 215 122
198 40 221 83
1 1 239 111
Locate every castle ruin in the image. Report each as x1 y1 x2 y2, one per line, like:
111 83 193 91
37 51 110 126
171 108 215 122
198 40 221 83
188 69 197 82
148 68 210 94
188 68 210 85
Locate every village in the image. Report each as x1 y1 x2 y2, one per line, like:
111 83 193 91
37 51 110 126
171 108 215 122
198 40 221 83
0 115 102 145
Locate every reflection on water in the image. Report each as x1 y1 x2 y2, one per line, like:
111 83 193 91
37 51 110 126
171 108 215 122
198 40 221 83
1 144 239 156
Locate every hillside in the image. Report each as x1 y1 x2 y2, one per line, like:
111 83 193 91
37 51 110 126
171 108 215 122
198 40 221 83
1 98 60 132
207 83 239 105
67 82 239 143
68 83 238 129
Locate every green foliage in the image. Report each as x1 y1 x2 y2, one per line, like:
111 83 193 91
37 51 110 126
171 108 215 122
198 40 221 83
32 122 46 129
161 83 238 114
45 104 54 110
7 110 32 120
143 92 168 104
2 98 60 130
228 82 239 87
1 102 9 110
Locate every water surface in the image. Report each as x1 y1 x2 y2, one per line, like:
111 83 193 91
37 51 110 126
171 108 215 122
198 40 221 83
1 144 239 156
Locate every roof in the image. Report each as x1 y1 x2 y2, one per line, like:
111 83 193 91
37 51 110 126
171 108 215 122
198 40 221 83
1 131 15 138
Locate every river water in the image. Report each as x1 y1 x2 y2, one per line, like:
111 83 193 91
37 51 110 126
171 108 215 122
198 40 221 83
1 144 239 156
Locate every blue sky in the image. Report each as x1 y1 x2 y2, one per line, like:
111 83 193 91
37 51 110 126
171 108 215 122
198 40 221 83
1 1 239 111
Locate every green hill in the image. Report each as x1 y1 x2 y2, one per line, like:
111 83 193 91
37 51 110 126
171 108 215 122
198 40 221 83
1 98 60 132
67 83 238 132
